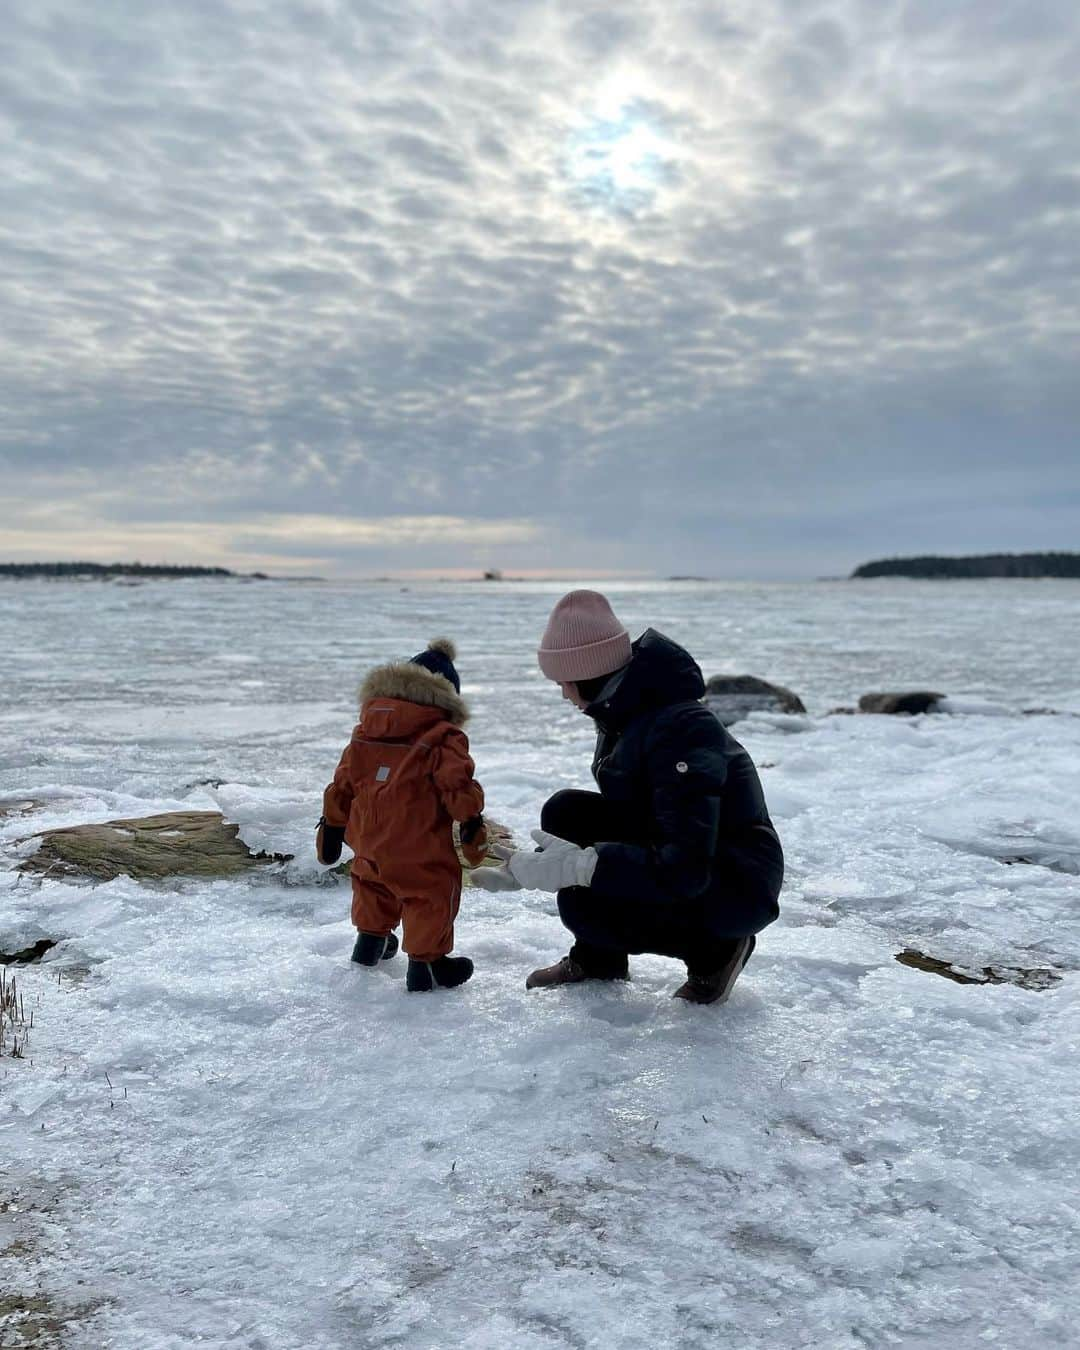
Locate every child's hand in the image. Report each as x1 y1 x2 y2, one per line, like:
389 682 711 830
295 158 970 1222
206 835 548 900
460 814 484 845
315 816 346 865
459 814 488 867
461 830 489 867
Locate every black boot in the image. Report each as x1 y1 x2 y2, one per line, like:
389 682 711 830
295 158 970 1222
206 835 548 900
351 931 399 966
673 936 755 1005
406 955 474 992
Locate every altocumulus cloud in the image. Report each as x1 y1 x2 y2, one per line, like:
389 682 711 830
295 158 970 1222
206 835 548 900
1 0 1078 576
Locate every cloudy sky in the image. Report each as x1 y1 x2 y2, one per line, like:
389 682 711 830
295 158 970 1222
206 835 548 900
2 0 1077 578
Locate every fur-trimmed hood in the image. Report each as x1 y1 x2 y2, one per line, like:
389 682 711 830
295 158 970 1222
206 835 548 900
359 661 469 726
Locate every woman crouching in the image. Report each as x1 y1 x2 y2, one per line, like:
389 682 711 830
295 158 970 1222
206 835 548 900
473 591 783 1004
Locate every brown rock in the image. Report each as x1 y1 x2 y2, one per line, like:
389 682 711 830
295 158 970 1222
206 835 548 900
858 691 944 715
704 675 807 725
19 811 291 883
0 938 57 965
894 948 1061 991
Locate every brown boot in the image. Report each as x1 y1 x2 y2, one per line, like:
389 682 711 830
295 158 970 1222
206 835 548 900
527 943 630 990
673 936 756 1006
526 951 631 989
525 955 589 990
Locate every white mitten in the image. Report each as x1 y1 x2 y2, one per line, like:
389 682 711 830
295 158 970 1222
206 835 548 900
469 852 521 891
470 830 597 894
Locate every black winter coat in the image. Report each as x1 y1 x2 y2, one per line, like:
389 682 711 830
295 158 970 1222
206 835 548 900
586 629 783 938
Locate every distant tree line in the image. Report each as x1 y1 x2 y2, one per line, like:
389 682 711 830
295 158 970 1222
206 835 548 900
0 562 239 579
852 553 1080 579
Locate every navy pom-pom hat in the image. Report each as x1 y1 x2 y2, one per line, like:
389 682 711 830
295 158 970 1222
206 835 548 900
409 637 461 693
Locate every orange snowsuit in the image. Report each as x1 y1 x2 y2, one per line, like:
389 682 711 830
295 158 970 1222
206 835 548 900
322 661 484 962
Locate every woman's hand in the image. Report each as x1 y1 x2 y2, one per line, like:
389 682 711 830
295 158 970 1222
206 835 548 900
471 830 597 893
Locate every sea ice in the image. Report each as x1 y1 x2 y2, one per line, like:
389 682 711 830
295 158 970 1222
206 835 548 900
2 579 1078 1348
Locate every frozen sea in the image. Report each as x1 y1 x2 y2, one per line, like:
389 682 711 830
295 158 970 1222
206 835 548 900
2 577 1079 1349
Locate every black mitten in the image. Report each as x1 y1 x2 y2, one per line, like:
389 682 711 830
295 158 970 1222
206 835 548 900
315 816 345 865
459 814 485 846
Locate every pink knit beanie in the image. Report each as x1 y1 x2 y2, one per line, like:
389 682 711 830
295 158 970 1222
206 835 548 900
537 590 633 683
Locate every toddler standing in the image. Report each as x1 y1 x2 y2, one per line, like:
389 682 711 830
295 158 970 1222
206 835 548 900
317 638 487 991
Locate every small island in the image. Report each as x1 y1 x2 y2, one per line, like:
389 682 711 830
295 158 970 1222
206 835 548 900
852 553 1080 580
0 562 268 580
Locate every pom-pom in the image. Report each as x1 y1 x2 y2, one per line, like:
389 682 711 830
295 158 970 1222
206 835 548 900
428 637 456 660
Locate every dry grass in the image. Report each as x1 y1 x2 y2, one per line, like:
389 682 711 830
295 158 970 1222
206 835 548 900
0 966 33 1059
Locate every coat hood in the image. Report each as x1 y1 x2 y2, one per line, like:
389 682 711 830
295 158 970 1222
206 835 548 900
359 661 469 727
586 628 705 731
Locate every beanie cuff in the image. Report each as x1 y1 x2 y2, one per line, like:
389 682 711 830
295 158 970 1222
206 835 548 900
538 631 633 684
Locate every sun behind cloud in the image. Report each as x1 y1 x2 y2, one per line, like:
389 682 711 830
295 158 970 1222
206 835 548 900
565 87 677 214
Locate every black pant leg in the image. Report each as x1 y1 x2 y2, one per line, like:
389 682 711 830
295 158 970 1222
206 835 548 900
557 887 689 958
540 789 633 848
541 789 744 975
541 790 638 975
558 881 748 974
545 789 696 960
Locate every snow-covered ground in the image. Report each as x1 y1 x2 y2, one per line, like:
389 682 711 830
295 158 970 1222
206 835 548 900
2 578 1079 1348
